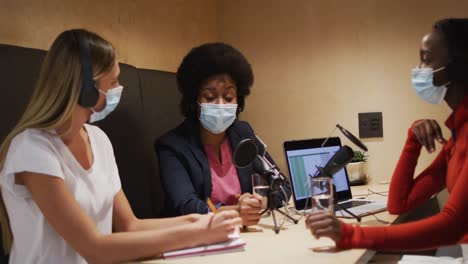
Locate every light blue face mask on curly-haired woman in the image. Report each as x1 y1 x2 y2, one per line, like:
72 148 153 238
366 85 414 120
199 103 238 134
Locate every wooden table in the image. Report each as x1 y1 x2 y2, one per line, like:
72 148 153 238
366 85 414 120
129 184 397 264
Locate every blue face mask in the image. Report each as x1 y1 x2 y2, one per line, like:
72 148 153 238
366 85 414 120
411 67 449 104
199 103 238 134
89 85 123 123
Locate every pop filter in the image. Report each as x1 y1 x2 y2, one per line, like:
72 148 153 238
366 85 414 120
232 138 259 168
336 124 368 152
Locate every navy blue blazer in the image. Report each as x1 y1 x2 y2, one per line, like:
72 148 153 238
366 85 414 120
155 118 291 216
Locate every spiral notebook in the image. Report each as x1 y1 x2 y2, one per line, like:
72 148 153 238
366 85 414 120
162 230 246 259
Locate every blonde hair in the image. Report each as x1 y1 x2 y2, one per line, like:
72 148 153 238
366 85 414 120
0 29 115 253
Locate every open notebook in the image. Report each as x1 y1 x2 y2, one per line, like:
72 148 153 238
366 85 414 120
162 229 246 259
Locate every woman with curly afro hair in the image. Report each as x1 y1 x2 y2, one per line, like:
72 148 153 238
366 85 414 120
155 43 291 226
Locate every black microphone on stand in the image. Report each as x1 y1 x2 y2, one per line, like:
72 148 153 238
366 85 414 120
233 136 298 234
312 124 368 222
233 137 287 191
314 145 354 178
311 145 362 221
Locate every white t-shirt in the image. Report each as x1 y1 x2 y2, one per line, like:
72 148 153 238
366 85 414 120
0 124 121 264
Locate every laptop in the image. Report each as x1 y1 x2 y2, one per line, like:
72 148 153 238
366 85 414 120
283 137 387 218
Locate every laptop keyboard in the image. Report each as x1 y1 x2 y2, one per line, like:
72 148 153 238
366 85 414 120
334 200 372 211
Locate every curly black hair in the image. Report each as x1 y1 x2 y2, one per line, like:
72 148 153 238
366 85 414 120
176 42 254 118
433 18 468 83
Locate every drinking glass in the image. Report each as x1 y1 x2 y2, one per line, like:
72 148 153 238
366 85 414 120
252 173 269 209
309 177 334 212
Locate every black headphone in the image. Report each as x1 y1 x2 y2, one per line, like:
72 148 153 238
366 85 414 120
74 31 99 108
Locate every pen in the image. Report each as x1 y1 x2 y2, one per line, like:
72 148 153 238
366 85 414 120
206 198 218 213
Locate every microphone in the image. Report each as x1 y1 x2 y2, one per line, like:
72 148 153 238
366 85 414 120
233 138 285 188
314 145 354 178
311 145 360 222
251 153 284 186
232 136 299 233
251 134 287 184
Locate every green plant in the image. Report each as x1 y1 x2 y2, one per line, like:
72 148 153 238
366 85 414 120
351 150 368 162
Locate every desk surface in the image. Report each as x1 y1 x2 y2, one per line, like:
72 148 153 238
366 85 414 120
129 184 397 264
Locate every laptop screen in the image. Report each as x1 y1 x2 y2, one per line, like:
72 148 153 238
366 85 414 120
283 137 352 210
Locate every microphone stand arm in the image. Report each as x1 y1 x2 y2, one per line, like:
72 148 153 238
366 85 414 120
260 172 298 234
335 203 362 222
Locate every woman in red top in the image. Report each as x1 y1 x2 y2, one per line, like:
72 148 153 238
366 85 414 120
306 18 468 252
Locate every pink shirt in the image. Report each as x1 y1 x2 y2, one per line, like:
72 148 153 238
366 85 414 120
203 138 242 205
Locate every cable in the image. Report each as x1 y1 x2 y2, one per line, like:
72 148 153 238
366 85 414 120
368 188 388 196
371 214 391 224
321 126 338 147
354 188 389 199
278 184 297 227
278 186 289 227
285 177 315 223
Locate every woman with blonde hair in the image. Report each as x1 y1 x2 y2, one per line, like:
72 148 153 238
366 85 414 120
0 29 241 264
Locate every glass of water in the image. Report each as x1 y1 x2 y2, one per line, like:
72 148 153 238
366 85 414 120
309 177 334 212
252 173 269 208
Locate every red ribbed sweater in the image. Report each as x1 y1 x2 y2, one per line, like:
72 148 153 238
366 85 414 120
338 96 468 250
